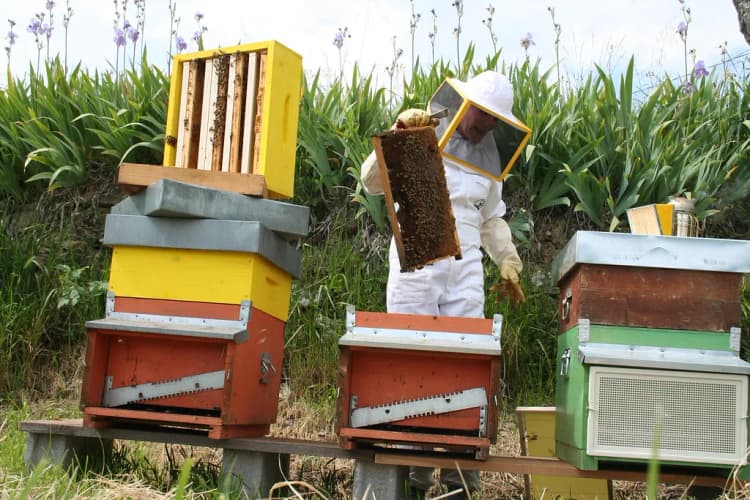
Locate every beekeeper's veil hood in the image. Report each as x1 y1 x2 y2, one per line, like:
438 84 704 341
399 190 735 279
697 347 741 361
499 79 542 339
428 71 531 181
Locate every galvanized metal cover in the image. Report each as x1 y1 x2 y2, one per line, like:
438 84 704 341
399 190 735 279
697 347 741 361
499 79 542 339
103 214 302 277
111 179 310 240
339 326 501 355
578 342 750 374
551 231 750 283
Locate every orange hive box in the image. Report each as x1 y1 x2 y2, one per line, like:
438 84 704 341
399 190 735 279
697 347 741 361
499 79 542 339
335 305 502 459
81 294 284 439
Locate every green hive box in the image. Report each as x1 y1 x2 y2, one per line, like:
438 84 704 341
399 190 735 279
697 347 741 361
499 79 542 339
555 320 750 477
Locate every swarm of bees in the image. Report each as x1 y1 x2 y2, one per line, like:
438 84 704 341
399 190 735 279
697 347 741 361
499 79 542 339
376 127 461 272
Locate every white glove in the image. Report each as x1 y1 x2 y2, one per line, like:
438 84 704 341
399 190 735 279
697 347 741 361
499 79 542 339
360 150 384 195
482 217 525 305
396 108 435 129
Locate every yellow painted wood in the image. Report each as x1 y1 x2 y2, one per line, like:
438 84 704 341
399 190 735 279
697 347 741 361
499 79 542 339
162 40 302 199
109 246 292 321
163 57 185 167
518 407 611 500
655 203 674 236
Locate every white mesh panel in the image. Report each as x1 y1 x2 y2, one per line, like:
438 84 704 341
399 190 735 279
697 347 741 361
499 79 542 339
588 366 748 465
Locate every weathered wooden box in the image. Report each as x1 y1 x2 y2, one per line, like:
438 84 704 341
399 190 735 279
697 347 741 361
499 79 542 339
551 232 750 333
335 306 502 459
82 295 285 438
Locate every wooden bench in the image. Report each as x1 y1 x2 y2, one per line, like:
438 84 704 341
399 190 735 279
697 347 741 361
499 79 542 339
21 419 735 499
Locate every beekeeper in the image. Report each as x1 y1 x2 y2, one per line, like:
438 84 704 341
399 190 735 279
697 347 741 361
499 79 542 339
360 70 527 498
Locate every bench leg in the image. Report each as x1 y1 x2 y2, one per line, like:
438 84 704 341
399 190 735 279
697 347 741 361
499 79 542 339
24 432 112 471
352 460 409 500
222 449 290 497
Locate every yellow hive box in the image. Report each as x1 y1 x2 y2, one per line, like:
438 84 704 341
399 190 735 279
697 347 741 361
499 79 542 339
108 247 293 321
517 407 611 499
163 40 302 199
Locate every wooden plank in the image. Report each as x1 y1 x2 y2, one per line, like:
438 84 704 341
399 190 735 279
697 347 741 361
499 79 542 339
375 454 732 488
197 59 217 170
339 427 490 448
19 419 737 487
228 53 248 173
19 419 373 460
180 60 205 169
354 310 493 334
240 51 259 174
211 55 230 171
117 162 266 197
221 54 238 173
251 51 267 174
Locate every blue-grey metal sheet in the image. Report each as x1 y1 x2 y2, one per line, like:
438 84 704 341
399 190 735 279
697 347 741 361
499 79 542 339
111 179 309 240
103 214 302 277
551 231 750 283
578 342 750 375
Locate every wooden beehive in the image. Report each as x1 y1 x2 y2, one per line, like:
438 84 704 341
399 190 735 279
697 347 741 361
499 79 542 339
119 40 302 199
336 306 502 459
372 127 461 272
82 296 285 439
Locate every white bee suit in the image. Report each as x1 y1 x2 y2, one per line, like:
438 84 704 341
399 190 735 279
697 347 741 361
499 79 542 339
360 130 516 318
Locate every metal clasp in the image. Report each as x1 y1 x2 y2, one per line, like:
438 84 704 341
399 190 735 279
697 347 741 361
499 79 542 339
560 348 571 377
561 288 572 321
260 352 277 384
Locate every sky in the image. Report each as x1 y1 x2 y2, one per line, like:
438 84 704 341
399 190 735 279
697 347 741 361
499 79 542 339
2 0 750 93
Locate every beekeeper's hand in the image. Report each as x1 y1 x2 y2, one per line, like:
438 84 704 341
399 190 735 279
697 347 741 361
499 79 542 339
396 109 435 129
481 217 526 306
491 259 526 306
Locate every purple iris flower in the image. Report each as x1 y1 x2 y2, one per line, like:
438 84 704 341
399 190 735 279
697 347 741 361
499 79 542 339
176 35 187 52
46 1 55 9
27 17 42 35
676 21 687 37
195 12 204 22
682 81 694 94
520 32 535 49
6 30 18 45
693 60 708 78
113 28 127 46
333 31 344 49
128 27 139 43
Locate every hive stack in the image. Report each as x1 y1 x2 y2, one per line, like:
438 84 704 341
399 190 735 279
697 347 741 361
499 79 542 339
80 41 306 439
552 231 750 477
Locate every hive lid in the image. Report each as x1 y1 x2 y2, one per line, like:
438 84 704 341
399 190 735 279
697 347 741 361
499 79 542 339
103 214 302 277
111 179 309 241
551 231 750 284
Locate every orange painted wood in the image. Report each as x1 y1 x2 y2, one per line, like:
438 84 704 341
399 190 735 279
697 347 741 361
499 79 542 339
82 297 285 437
209 423 271 439
558 264 743 333
339 427 490 449
344 348 495 432
354 310 494 334
84 407 223 426
336 310 501 455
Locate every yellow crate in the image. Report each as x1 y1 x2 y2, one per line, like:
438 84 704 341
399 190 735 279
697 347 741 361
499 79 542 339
108 246 293 321
163 40 302 199
517 407 611 499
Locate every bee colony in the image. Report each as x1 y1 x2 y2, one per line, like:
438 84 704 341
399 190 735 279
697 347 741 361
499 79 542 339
372 126 461 272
